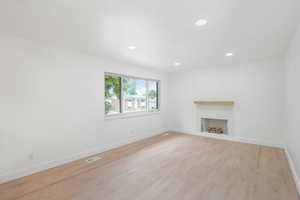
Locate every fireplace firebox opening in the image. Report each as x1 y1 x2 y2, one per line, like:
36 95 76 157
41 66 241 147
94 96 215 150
201 118 228 134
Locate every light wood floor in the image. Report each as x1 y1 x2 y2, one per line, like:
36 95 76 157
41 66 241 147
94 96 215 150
0 132 299 200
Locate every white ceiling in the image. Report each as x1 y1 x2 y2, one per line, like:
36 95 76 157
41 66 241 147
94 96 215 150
0 0 299 70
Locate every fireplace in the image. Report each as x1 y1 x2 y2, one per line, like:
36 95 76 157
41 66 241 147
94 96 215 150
201 118 228 134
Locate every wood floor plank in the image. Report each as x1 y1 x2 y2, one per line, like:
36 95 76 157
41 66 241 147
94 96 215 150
0 132 299 200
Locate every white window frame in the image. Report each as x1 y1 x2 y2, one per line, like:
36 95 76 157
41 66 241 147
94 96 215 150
104 72 160 119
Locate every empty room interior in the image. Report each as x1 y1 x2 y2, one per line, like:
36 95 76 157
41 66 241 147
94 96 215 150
2 0 300 199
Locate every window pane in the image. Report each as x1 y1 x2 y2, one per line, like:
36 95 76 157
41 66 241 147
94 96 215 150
148 80 159 111
105 75 121 114
123 78 146 112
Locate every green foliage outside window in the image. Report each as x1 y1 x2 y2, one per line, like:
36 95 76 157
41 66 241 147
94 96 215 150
105 75 121 114
148 89 156 100
122 78 138 95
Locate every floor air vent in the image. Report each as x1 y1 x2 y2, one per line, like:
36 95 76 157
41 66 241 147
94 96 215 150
86 156 102 163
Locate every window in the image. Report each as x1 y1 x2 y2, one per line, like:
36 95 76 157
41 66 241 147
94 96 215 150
123 77 147 112
105 73 159 115
148 80 159 111
105 74 121 114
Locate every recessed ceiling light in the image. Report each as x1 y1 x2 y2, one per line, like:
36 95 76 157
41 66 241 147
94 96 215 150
128 46 136 50
195 19 207 26
174 61 181 66
226 52 234 57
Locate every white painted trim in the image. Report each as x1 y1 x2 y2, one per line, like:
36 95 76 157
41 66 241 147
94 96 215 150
105 110 160 120
285 147 300 195
0 128 168 184
172 129 284 148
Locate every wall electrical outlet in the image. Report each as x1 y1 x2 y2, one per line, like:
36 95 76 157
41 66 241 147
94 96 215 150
29 153 34 160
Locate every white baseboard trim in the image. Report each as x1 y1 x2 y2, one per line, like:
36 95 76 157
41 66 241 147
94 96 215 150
285 147 300 196
0 128 168 184
172 129 284 148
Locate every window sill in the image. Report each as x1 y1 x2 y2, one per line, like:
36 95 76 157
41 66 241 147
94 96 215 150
104 111 161 120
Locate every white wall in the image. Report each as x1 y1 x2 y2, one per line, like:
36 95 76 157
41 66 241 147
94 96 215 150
167 59 285 147
285 22 300 181
0 35 168 183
